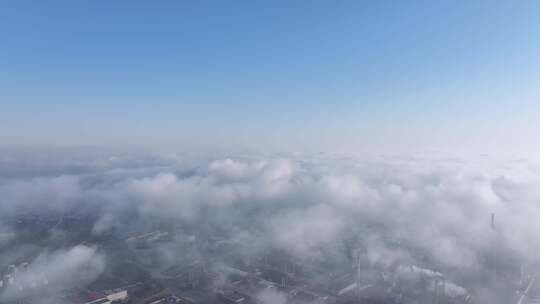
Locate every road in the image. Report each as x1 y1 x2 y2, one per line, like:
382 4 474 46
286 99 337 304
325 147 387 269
518 276 540 304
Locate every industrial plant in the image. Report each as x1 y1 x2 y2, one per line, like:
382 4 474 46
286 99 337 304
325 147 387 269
0 209 533 304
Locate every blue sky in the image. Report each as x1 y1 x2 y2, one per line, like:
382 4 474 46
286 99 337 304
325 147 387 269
1 1 540 153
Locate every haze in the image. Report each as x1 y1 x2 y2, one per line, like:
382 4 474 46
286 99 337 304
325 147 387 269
1 1 540 304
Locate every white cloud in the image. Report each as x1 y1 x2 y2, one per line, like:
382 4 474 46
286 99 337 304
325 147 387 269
1 151 540 301
0 245 105 301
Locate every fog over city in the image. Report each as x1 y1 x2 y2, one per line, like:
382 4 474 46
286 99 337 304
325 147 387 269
0 150 538 303
2 1 540 303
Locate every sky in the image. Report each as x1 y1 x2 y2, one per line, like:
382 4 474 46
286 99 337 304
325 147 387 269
1 1 540 154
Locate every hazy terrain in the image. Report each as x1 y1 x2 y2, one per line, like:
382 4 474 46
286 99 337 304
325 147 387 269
0 149 538 303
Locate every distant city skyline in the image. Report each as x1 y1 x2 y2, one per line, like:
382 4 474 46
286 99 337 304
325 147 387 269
1 1 539 154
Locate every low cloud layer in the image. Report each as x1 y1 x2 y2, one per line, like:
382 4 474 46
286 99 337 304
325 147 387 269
0 245 104 302
0 151 539 302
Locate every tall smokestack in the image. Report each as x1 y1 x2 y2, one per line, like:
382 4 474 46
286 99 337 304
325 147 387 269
357 254 361 300
491 212 498 284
